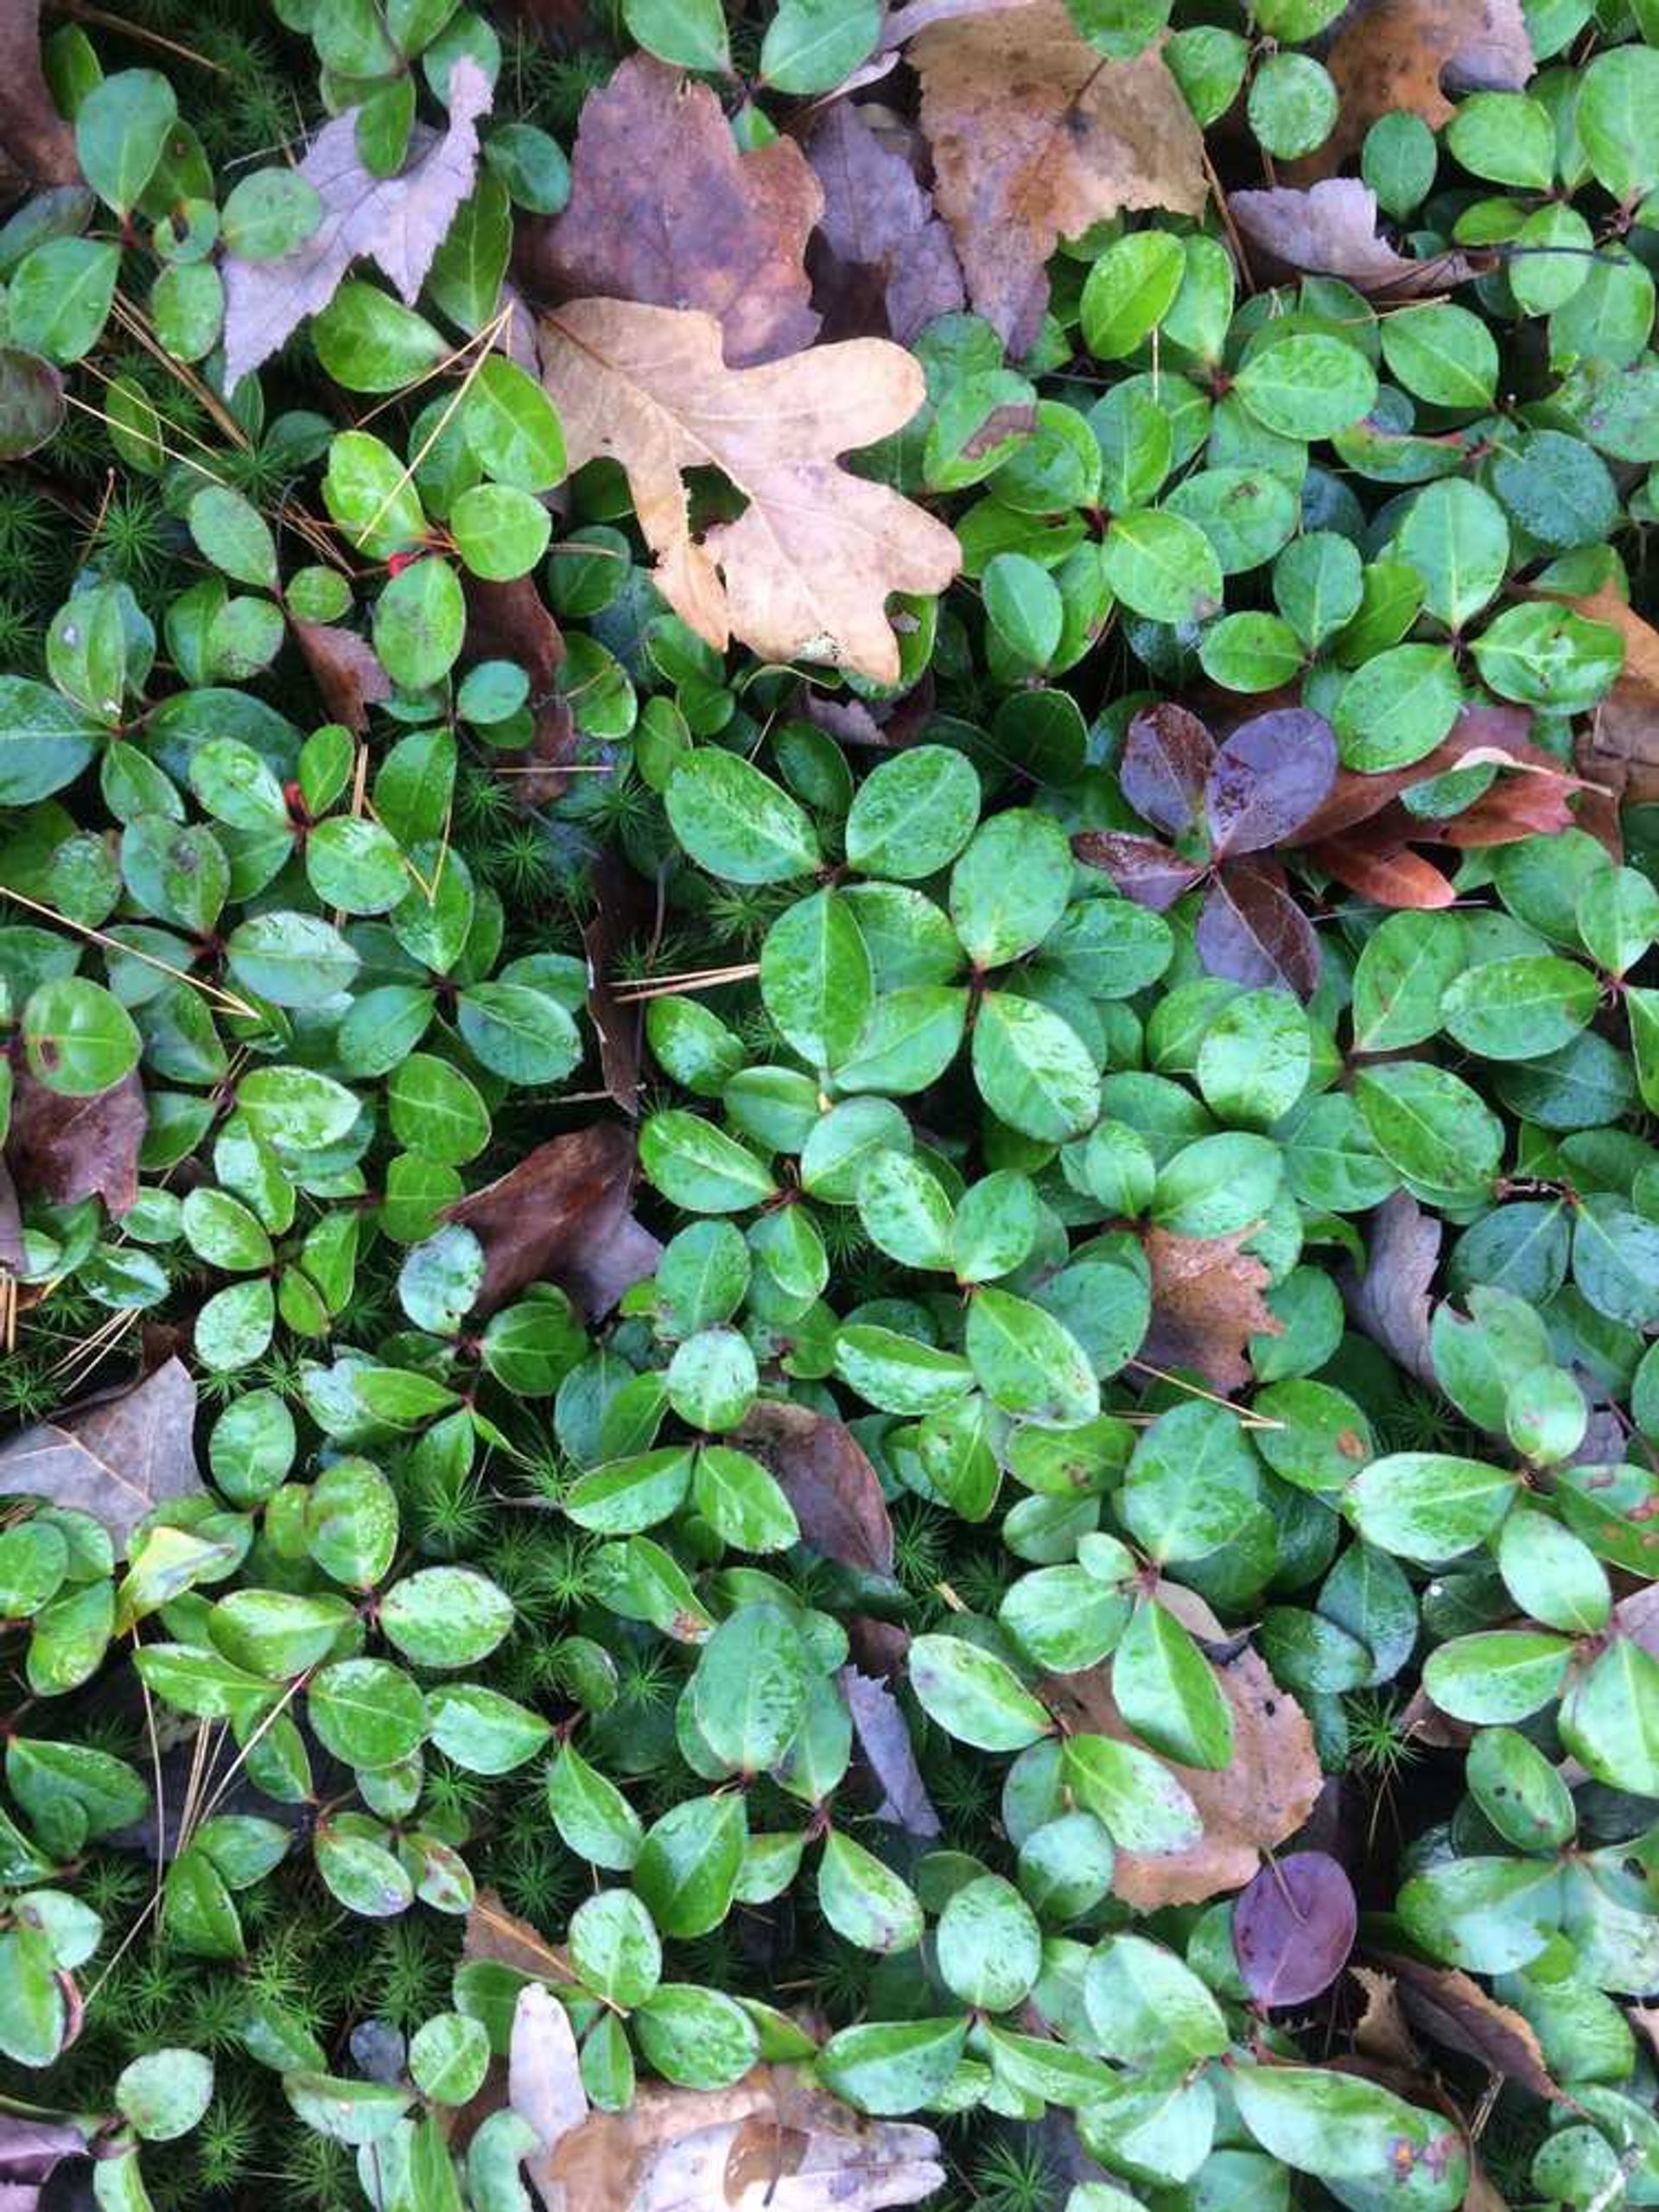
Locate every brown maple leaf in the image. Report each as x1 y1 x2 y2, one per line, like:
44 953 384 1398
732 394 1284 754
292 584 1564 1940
1140 1227 1281 1397
1300 0 1534 175
912 1 1206 355
0 1358 203 1556
291 621 391 734
1044 1640 1322 1909
737 1402 895 1576
441 1122 660 1319
1231 179 1484 298
5 1067 145 1217
521 54 822 370
220 57 492 388
807 103 965 345
0 0 79 189
538 298 960 683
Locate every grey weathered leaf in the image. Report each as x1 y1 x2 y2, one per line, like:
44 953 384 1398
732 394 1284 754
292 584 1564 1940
1341 1190 1440 1386
0 1357 202 1556
841 1667 942 1837
511 1981 588 2197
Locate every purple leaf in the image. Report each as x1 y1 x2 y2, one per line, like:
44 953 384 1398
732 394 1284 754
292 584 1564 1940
842 1666 942 1838
1122 702 1213 838
1232 1850 1357 2006
1340 1189 1441 1386
1073 831 1206 912
1205 708 1338 856
1198 861 1321 998
0 2115 87 2209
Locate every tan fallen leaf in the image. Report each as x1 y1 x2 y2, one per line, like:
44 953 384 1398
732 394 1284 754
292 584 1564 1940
912 0 1206 353
462 1887 575 1982
0 1357 203 1557
523 54 822 369
1299 0 1534 175
1231 179 1484 297
1351 1967 1422 2073
220 57 492 388
1141 1225 1281 1397
1555 584 1658 805
1044 1642 1321 1908
539 299 959 683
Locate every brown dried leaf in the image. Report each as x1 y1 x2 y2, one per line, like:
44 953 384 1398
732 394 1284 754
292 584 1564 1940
539 298 959 684
1560 585 1659 807
0 1357 202 1556
1340 1189 1440 1386
1374 1952 1564 2101
737 1402 895 1576
5 1067 144 1217
1304 834 1459 911
0 1 79 187
1231 180 1484 297
461 574 575 806
1140 1226 1281 1397
0 1160 23 1277
581 851 654 1118
841 1667 942 1837
221 57 492 388
544 2068 944 2212
807 103 965 345
523 54 822 369
912 2 1206 354
463 1888 575 1981
291 621 391 734
442 1123 661 1320
1044 1643 1322 1909
1297 0 1533 174
1351 1967 1423 2073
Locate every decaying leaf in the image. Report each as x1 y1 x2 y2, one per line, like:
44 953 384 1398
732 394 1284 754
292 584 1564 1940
912 0 1206 353
1232 1851 1357 2006
1351 1967 1422 2073
841 1666 942 1837
511 1982 588 2206
442 1122 661 1319
0 2113 88 2212
807 102 965 345
539 298 959 683
0 1357 203 1556
737 1402 895 1576
537 2064 944 2212
291 622 391 734
462 574 575 807
1340 1189 1440 1386
1140 1226 1281 1398
4 1067 145 1217
582 850 655 1119
1044 1641 1322 1909
0 1160 23 1277
1302 0 1534 174
463 1887 575 1981
220 57 492 387
522 54 822 369
0 0 79 188
1374 1952 1563 2101
1557 584 1659 807
1231 179 1483 297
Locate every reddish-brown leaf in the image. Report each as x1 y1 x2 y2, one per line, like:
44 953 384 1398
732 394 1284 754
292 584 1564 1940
1292 0 1533 175
1072 831 1205 911
521 55 822 368
0 1357 203 1556
0 1 79 188
1141 1226 1281 1398
461 575 575 806
1432 772 1580 847
0 1159 23 1277
807 103 964 345
1557 584 1659 808
1122 702 1212 838
5 1068 144 1217
1294 702 1538 845
1198 859 1322 999
1304 834 1458 911
291 621 391 734
1341 1190 1440 1385
1373 1952 1563 2101
1043 1641 1322 1909
1232 180 1484 296
442 1123 661 1319
912 1 1206 354
221 57 492 387
841 1666 942 1838
737 1402 895 1576
1232 1851 1357 2005
582 850 655 1119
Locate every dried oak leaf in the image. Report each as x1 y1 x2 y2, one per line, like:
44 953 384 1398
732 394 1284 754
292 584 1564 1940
1044 1641 1321 1909
1231 179 1483 297
0 1357 202 1557
463 1887 575 1981
4 1066 144 1217
291 621 391 734
1558 584 1659 807
737 1402 895 1576
1140 1226 1281 1397
522 54 821 370
539 299 959 684
1374 1952 1564 2101
220 56 492 388
912 1 1206 355
807 102 965 345
0 0 79 187
442 1122 660 1320
1302 0 1534 175
1340 1189 1440 1386
841 1666 942 1837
